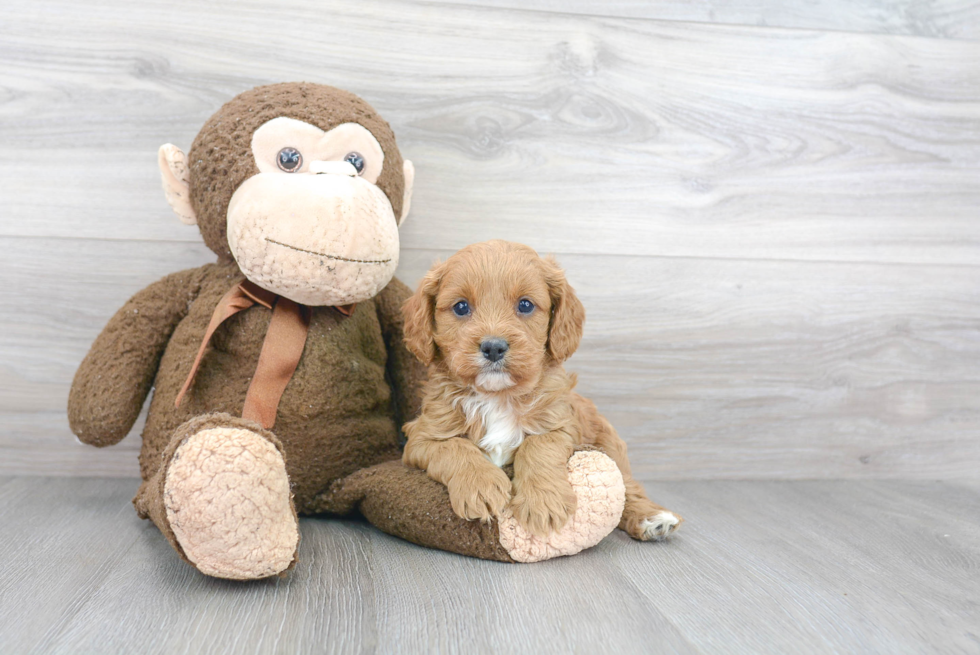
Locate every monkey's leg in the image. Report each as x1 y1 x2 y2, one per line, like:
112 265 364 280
312 449 625 563
133 413 299 580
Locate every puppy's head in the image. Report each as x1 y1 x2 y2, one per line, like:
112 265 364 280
403 240 585 394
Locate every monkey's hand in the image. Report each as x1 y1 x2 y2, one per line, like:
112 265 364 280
68 267 205 447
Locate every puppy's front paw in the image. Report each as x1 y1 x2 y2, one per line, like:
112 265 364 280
447 466 512 523
510 477 578 538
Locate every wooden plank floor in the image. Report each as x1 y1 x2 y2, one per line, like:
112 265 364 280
1 477 977 654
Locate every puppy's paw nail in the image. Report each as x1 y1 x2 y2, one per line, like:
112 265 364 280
640 512 681 541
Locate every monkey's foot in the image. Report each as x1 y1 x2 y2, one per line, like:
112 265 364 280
163 425 299 580
496 450 625 563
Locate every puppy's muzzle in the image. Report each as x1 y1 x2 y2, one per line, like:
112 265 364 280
480 338 509 364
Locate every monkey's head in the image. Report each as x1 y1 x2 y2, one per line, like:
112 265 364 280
158 83 415 306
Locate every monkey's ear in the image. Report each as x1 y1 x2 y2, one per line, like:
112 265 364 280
158 144 197 226
398 160 415 226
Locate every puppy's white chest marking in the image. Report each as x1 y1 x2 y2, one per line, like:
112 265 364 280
462 394 525 467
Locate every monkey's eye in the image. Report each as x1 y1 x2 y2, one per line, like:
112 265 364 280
452 301 471 317
344 151 366 175
517 299 535 315
277 147 303 172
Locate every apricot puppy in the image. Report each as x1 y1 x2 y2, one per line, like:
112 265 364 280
402 240 682 540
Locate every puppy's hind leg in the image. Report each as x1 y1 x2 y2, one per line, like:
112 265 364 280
579 398 682 541
620 478 682 541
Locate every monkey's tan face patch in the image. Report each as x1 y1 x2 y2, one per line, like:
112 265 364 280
227 117 400 307
251 117 385 184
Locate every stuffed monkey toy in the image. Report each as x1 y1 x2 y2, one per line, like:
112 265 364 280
67 83 626 579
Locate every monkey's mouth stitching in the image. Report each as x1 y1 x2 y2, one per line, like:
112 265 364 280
265 238 391 264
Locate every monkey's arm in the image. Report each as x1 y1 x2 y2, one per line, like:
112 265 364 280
68 266 208 446
375 277 428 433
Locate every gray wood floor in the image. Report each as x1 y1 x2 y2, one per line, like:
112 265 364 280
1 476 977 654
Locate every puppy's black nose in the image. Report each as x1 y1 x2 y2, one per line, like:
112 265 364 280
481 338 509 363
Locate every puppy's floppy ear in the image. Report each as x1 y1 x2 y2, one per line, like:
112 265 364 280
402 261 446 366
542 255 585 363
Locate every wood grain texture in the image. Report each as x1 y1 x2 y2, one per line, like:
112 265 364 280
1 476 977 653
1 0 979 479
1 0 979 265
437 0 980 41
3 238 978 479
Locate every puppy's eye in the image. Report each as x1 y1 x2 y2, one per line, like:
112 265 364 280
452 301 471 317
517 299 535 314
277 147 303 172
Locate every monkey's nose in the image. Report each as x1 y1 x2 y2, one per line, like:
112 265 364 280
480 338 509 363
309 160 358 177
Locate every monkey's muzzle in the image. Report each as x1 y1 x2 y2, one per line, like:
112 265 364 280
226 171 400 307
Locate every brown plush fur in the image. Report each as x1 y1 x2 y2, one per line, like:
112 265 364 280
402 241 683 539
187 83 405 258
67 85 630 573
67 84 433 573
67 82 423 510
311 460 516 562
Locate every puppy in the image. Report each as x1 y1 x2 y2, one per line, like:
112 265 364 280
402 240 682 541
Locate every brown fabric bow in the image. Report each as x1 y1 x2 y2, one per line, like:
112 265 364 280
175 279 354 429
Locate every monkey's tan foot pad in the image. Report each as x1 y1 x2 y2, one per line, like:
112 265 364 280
497 451 625 563
164 426 299 580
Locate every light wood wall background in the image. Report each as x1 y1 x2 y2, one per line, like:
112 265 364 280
1 0 978 479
